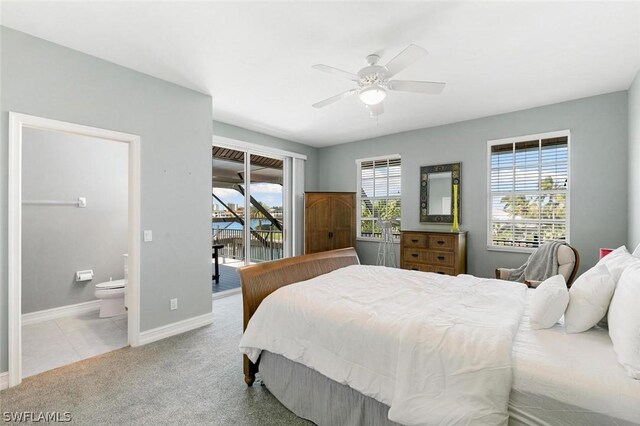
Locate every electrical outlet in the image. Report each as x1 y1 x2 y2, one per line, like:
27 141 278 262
143 230 153 242
170 298 178 310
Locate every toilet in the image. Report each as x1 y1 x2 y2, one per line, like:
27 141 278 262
94 254 128 318
95 279 126 317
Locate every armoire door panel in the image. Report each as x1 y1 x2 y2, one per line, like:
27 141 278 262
307 230 331 253
331 196 355 250
307 199 331 230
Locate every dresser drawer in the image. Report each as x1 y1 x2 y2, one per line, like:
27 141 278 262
403 233 427 248
403 262 430 272
428 234 455 250
431 266 455 276
403 263 455 276
403 249 427 263
426 251 455 266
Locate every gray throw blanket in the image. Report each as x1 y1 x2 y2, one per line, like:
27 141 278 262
507 240 566 283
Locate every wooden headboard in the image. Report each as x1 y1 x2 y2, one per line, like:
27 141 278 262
238 247 360 385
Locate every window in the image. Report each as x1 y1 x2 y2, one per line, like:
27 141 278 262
488 131 569 250
357 155 401 240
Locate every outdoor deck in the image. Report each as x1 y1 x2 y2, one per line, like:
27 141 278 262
212 264 241 293
212 258 242 294
211 231 284 295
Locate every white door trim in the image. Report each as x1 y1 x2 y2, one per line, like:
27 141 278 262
7 112 142 388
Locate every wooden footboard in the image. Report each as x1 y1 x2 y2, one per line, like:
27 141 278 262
238 247 360 386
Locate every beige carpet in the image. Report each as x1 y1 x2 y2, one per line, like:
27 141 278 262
0 294 310 425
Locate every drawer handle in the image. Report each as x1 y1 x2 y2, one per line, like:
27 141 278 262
411 239 419 243
437 271 446 275
437 256 445 261
411 253 419 257
411 268 419 271
437 240 445 245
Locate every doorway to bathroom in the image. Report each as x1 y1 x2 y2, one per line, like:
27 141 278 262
7 113 141 388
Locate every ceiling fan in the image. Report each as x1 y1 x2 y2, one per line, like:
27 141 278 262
312 44 445 117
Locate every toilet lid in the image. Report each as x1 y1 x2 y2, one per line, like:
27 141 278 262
95 279 126 290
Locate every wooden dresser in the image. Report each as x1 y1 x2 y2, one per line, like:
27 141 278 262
400 230 467 275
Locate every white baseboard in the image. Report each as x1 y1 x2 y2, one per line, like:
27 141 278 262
0 372 8 391
22 300 102 325
138 312 213 346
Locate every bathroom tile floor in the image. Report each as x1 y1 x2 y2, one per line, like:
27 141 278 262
22 311 128 378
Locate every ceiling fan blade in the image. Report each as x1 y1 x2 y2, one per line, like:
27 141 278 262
312 89 358 108
387 80 445 94
312 64 359 81
366 102 384 117
384 44 428 77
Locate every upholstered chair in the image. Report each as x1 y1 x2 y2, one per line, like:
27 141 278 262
495 244 580 287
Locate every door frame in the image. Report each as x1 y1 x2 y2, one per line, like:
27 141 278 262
7 112 142 387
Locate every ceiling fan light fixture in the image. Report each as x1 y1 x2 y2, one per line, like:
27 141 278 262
312 44 443 113
359 85 387 106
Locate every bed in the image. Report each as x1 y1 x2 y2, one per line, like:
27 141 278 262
238 248 640 426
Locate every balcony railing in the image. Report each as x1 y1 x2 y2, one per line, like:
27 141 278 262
360 232 401 239
491 237 566 249
212 228 283 263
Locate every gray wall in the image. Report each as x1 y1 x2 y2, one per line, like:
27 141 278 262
22 127 128 314
318 92 629 277
629 70 640 250
213 121 318 191
1 27 213 372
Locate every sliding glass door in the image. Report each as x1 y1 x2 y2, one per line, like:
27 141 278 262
249 153 285 263
211 147 247 270
212 142 296 293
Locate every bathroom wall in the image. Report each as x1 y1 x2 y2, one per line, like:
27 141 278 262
21 127 128 314
1 27 214 373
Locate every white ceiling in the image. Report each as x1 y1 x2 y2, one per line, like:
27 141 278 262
2 1 640 147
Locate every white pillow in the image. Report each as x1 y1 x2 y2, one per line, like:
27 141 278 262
608 263 640 379
564 265 616 333
529 275 569 330
597 246 639 283
633 244 640 257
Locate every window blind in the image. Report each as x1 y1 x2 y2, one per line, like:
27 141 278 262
358 157 401 239
489 135 568 248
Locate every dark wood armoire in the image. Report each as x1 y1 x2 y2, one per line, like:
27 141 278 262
304 192 356 254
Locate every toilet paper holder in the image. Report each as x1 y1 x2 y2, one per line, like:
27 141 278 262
76 270 94 282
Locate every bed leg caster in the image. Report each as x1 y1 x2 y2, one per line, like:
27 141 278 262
245 373 256 386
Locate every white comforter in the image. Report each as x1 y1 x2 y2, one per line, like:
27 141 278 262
239 265 527 426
